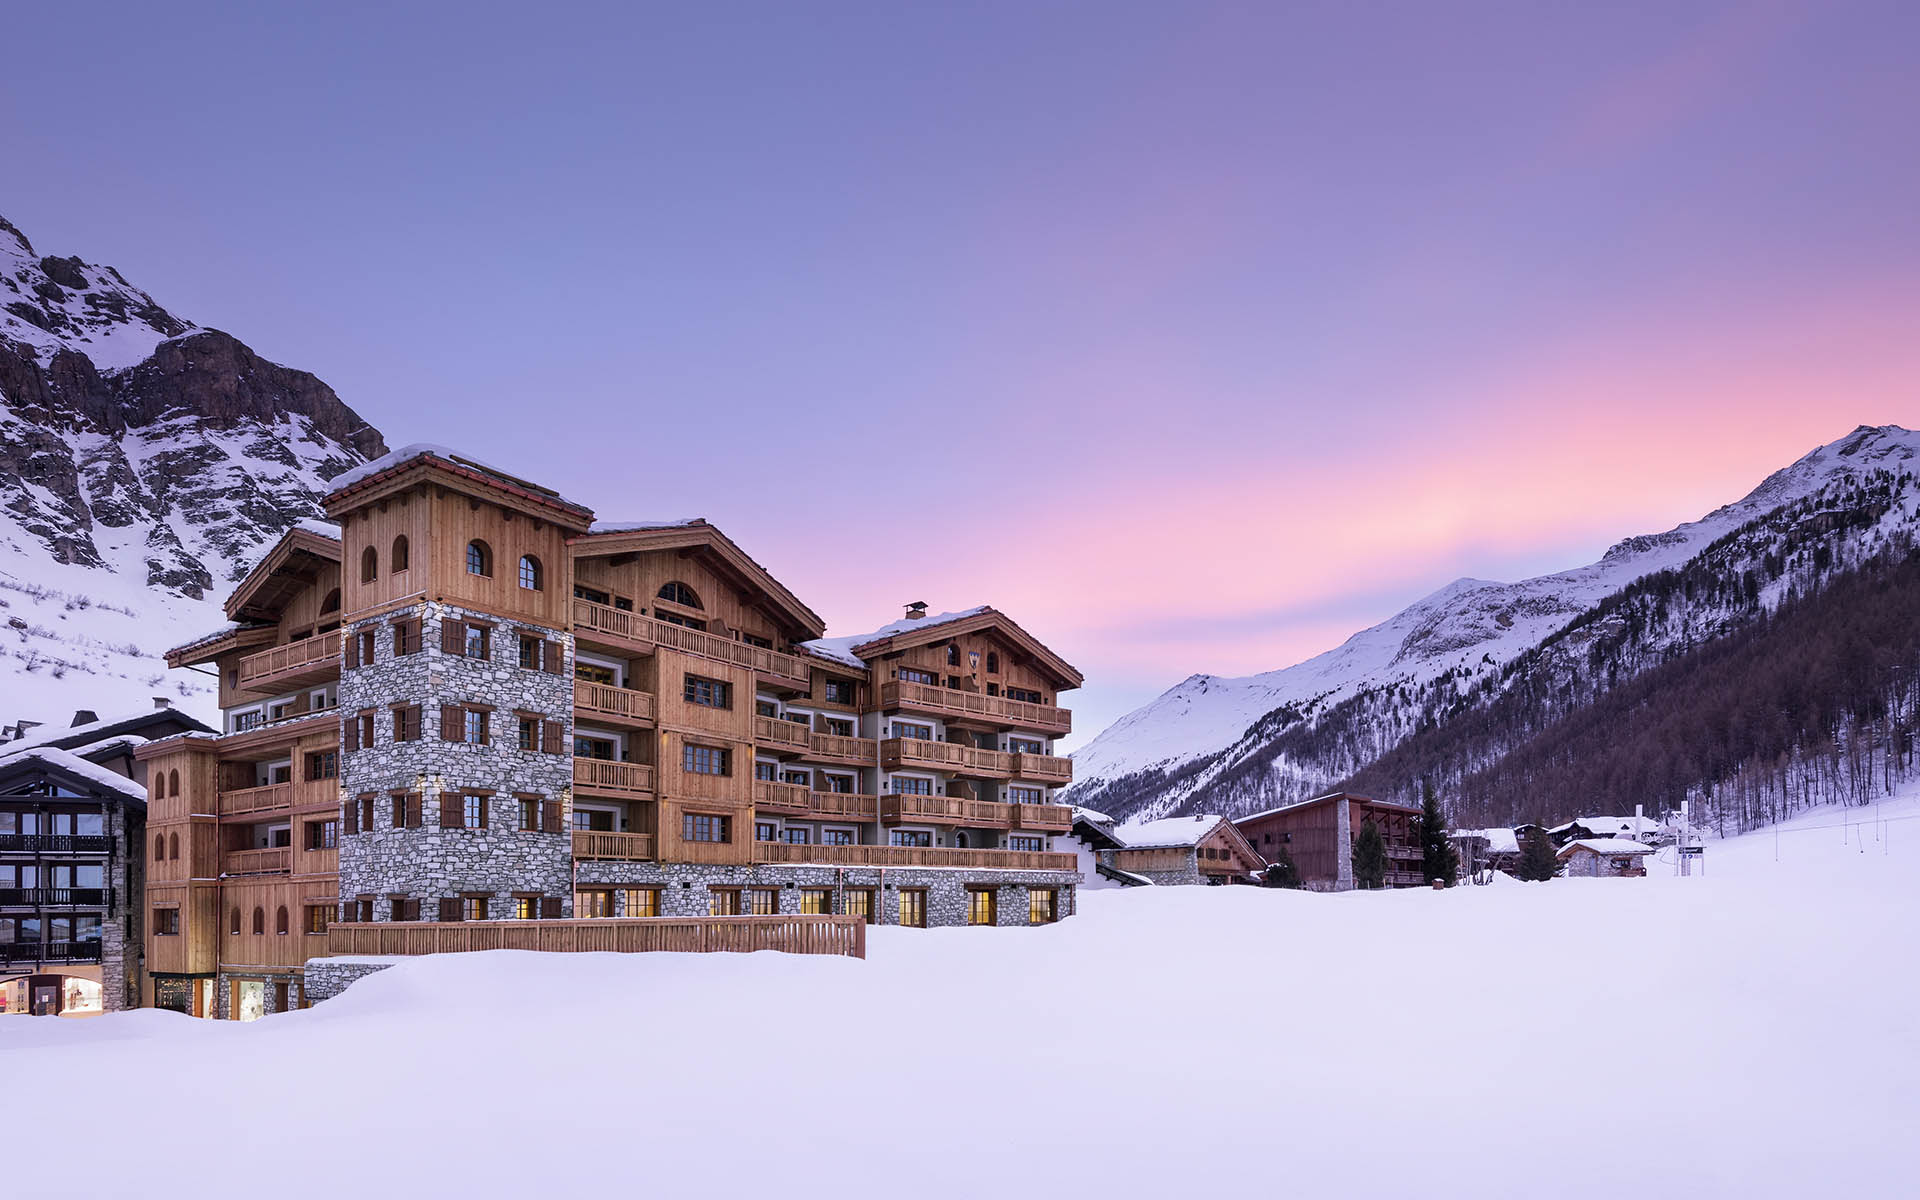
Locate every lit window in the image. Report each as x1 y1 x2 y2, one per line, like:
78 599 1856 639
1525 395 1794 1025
966 889 995 926
1028 888 1056 924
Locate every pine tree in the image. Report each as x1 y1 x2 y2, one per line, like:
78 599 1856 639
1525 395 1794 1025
1516 830 1561 882
1352 816 1387 889
1263 846 1301 889
1419 778 1459 885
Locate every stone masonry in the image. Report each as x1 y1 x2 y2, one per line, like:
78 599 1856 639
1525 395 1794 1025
338 601 575 920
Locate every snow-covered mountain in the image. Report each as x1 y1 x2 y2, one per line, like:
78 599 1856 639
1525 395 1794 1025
0 213 386 725
1069 424 1920 820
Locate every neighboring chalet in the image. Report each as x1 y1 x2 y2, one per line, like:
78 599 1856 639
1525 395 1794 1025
1550 815 1662 847
1451 827 1521 878
1105 814 1264 886
1558 838 1653 878
142 444 1087 1015
0 703 211 1015
1062 808 1151 889
1234 792 1424 890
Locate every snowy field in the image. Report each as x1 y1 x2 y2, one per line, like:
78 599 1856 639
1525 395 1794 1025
7 797 1917 1199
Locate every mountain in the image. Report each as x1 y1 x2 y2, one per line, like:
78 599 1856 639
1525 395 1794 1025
0 213 385 724
1069 424 1920 825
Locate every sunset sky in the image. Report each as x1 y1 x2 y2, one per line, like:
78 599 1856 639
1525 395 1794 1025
4 1 1915 745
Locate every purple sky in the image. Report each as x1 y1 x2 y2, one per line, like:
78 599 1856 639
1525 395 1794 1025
4 2 1916 746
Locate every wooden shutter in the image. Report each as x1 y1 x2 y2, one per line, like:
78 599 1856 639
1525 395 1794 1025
540 896 562 919
344 633 360 669
543 720 565 755
290 692 310 716
476 711 489 746
440 705 462 742
343 713 360 753
439 793 462 829
437 897 461 923
542 797 563 833
405 792 422 828
542 640 565 674
344 794 360 835
441 618 465 654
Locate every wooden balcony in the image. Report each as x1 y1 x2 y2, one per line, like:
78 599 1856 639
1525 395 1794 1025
572 600 810 690
574 680 655 728
753 715 810 753
236 631 340 693
571 831 657 861
880 680 1072 736
326 915 865 960
1011 802 1073 831
752 842 1077 872
573 758 656 797
223 847 291 875
881 794 1013 827
807 732 877 765
1012 753 1073 785
880 737 1010 779
217 782 292 817
754 781 880 821
753 779 811 814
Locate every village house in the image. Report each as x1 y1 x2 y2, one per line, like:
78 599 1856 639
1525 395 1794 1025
1233 792 1424 890
1450 827 1521 879
1103 814 1264 886
1548 815 1662 847
139 444 1086 1015
1557 838 1654 878
1062 807 1151 888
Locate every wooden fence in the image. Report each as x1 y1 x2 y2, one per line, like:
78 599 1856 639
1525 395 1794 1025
326 915 866 960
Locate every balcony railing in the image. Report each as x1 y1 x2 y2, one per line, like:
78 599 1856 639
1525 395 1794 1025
753 715 811 752
0 834 112 854
880 794 1013 827
1011 802 1073 831
807 732 877 764
1011 753 1073 785
217 782 293 817
223 847 291 875
326 915 865 960
574 680 656 726
0 940 103 966
881 737 1011 778
0 888 107 906
753 779 811 813
880 680 1072 735
573 758 656 796
236 631 340 690
571 831 657 861
805 791 879 821
752 843 1077 872
572 600 809 687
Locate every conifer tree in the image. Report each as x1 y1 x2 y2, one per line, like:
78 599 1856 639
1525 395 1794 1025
1419 778 1459 885
1263 846 1301 889
1516 830 1561 882
1352 816 1388 889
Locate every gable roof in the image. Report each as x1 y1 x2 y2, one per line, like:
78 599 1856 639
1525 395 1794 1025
1070 807 1126 851
1558 838 1654 858
0 746 149 804
802 607 1082 690
1116 814 1236 850
570 519 826 640
0 708 212 763
1235 791 1421 825
325 444 595 529
223 522 343 624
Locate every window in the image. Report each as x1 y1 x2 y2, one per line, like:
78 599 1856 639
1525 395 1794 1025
169 832 180 860
822 828 855 846
821 774 853 794
708 888 741 916
518 797 540 831
463 895 489 922
574 735 616 760
517 635 542 670
304 905 329 934
462 795 487 829
748 888 779 916
513 896 539 920
1007 687 1044 704
306 751 338 781
657 581 702 609
320 588 340 615
899 667 938 686
782 827 810 844
754 761 777 781
360 545 378 583
1028 888 1057 925
755 822 777 842
736 631 772 649
393 704 422 742
890 776 933 796
682 813 731 843
683 674 731 709
391 535 409 572
574 661 616 685
305 819 337 850
946 645 960 666
518 555 543 591
152 833 165 862
1009 787 1044 804
682 744 731 776
572 807 614 832
275 906 290 935
462 622 490 660
890 830 932 847
781 770 809 786
1009 835 1044 852
823 717 854 737
967 889 995 926
824 678 855 704
230 907 241 936
574 889 614 918
393 618 423 656
800 888 832 915
153 908 180 936
622 888 660 917
843 889 873 924
657 609 706 631
466 540 492 577
252 907 266 935
347 710 375 752
987 652 999 673
233 710 264 733
464 709 489 745
898 890 927 928
890 721 934 740
518 717 537 751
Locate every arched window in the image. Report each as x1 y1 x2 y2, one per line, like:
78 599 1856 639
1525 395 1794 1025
391 535 410 572
252 907 265 936
657 581 701 609
360 545 378 584
466 540 493 577
518 555 542 591
320 588 341 615
168 769 180 796
154 834 165 862
169 833 180 861
987 652 999 673
229 907 241 936
275 906 289 935
152 774 165 800
947 645 960 666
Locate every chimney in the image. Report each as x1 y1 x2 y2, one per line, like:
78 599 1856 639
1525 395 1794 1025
71 709 99 727
905 601 928 621
153 697 172 710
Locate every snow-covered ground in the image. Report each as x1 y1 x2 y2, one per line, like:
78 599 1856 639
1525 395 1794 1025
6 794 1915 1198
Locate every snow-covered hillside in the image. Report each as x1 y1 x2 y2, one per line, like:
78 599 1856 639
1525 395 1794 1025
6 788 1912 1198
0 213 385 726
1071 424 1920 813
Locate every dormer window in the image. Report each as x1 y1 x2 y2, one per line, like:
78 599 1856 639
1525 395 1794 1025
466 540 492 577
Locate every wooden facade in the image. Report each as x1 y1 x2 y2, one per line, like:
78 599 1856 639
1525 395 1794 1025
1233 792 1425 890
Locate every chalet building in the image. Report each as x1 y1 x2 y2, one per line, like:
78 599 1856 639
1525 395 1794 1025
1233 792 1424 891
1062 807 1150 888
1103 814 1264 886
1549 815 1662 847
138 445 1084 1014
1451 827 1521 879
0 704 211 1015
1557 838 1653 878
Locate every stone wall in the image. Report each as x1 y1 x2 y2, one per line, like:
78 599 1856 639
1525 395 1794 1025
1094 847 1205 887
338 601 575 919
102 801 138 1012
210 968 306 1018
575 860 1080 927
303 958 394 1004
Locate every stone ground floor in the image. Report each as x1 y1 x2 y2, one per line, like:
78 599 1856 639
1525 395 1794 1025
147 969 308 1020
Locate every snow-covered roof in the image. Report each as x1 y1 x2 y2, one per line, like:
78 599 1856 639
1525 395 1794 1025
1559 838 1653 858
0 746 149 802
801 607 992 668
294 517 341 541
1453 827 1520 854
1116 814 1231 850
1072 805 1114 825
586 518 701 535
167 620 262 659
1550 816 1657 838
72 734 150 760
1235 791 1413 824
328 443 591 513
